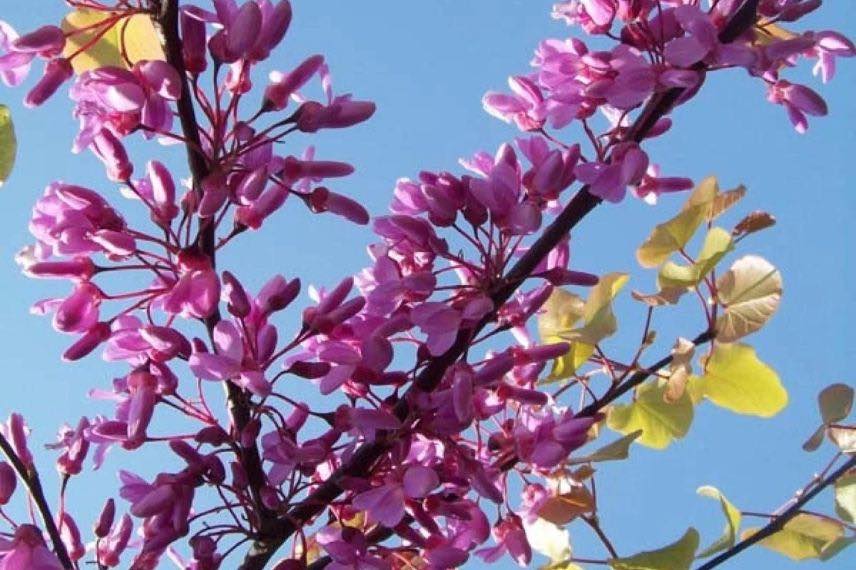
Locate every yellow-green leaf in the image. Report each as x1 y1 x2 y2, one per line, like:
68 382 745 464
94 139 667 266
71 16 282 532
819 383 854 424
636 177 719 268
541 275 628 381
745 513 844 561
657 227 732 290
62 9 164 74
568 430 642 465
696 486 741 558
835 472 856 523
607 382 694 449
538 289 587 381
715 256 782 342
610 528 699 570
563 273 629 345
696 343 788 418
0 105 15 186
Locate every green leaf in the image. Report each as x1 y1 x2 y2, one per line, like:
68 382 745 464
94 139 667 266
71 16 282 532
568 430 642 465
636 177 719 268
607 382 694 449
819 383 854 424
696 343 788 418
657 227 732 290
835 472 856 523
62 9 164 74
746 513 844 561
610 528 699 570
715 256 782 342
0 105 15 186
696 486 741 558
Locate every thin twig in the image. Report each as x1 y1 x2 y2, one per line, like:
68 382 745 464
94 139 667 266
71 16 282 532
695 454 856 570
0 433 74 569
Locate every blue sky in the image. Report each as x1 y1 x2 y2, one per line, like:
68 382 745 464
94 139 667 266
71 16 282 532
0 1 854 568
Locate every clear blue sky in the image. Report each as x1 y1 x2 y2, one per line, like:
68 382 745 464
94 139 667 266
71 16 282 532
0 1 854 568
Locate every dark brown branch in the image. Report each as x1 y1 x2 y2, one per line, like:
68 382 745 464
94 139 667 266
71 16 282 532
0 433 73 569
240 1 763 567
695 454 856 570
153 0 277 539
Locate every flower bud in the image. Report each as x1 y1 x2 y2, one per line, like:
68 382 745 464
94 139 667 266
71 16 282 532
0 461 16 505
24 57 72 108
263 54 324 111
94 498 116 538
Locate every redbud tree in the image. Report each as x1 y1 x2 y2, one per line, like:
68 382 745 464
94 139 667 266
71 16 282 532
0 1 852 569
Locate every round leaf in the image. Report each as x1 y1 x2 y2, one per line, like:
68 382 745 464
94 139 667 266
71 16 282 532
715 255 782 342
607 382 694 449
697 343 788 418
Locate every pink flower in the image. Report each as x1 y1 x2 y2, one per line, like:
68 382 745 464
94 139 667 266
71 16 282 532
189 320 271 396
575 145 648 203
411 302 462 356
476 516 532 567
767 80 828 133
0 525 64 570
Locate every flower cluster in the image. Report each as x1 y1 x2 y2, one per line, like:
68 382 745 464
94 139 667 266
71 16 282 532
0 1 850 569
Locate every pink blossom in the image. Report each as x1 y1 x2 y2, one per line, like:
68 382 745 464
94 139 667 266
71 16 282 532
0 525 64 570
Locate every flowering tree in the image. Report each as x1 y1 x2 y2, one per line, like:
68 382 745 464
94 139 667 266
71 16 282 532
0 0 852 569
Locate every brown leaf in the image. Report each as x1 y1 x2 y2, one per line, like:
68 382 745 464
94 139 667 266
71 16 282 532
734 211 776 237
538 486 595 525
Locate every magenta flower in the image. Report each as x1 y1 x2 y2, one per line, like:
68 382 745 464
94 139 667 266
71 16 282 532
575 143 649 203
0 525 64 570
767 80 828 133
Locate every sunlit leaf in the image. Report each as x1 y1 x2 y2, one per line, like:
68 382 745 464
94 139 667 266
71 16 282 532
538 485 595 525
745 514 844 561
819 383 854 424
636 177 719 268
709 185 746 220
542 275 628 381
657 227 732 289
525 518 572 564
607 382 694 449
696 343 788 418
631 287 685 307
563 273 630 345
62 9 164 74
610 528 699 570
715 256 782 342
696 486 741 558
0 105 15 186
828 426 856 453
568 430 642 465
835 472 856 523
665 338 695 403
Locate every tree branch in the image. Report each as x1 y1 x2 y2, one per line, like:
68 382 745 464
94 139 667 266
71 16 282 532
240 1 763 567
0 433 73 569
153 0 277 538
695 454 856 570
